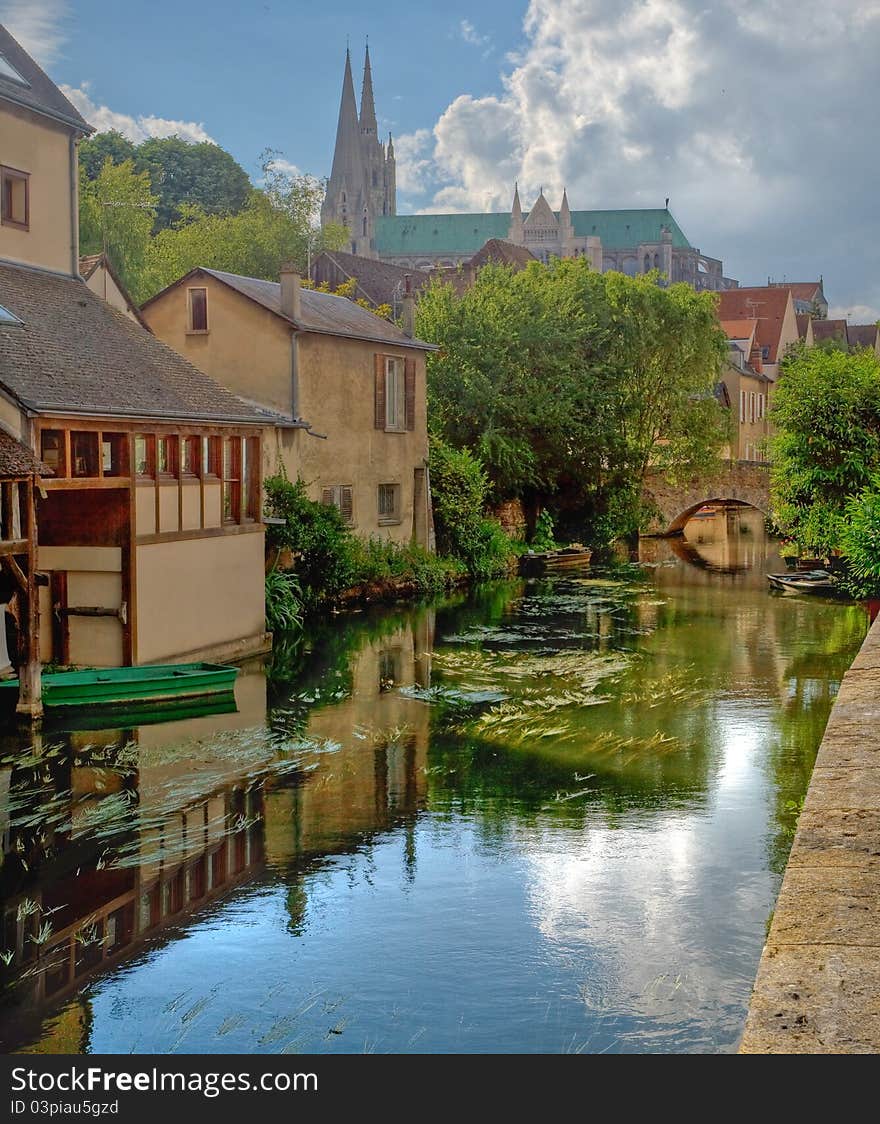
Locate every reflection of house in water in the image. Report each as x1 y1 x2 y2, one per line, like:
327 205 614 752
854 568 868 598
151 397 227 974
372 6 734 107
0 615 433 1049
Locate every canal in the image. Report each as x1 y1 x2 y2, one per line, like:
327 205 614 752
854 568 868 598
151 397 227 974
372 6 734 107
0 508 869 1054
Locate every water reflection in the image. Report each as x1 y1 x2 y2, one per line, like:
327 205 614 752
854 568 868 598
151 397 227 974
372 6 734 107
0 509 869 1054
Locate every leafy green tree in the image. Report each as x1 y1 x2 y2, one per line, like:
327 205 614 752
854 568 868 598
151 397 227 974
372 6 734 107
134 137 251 228
416 259 728 542
79 131 137 179
79 159 158 302
770 345 880 555
839 477 880 597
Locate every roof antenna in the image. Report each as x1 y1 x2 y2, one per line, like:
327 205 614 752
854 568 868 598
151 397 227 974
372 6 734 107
665 197 669 209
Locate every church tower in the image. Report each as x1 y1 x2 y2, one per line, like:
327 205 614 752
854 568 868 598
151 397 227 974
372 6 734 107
322 45 396 258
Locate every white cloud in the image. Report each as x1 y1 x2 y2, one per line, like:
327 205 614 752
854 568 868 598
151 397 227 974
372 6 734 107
830 304 880 324
265 157 302 179
459 19 491 48
0 0 68 66
61 84 215 144
395 0 880 316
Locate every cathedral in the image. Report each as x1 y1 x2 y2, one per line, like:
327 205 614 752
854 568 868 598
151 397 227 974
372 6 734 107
322 50 736 292
321 45 396 257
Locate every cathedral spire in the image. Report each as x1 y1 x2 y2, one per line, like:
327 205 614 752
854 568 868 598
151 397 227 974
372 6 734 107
509 182 524 244
327 47 361 187
360 42 377 136
512 182 523 220
560 187 571 222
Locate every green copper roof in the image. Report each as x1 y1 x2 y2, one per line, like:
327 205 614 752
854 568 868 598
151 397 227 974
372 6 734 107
375 209 691 256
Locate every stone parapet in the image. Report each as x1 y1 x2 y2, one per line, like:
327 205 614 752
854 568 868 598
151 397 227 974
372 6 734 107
740 612 880 1053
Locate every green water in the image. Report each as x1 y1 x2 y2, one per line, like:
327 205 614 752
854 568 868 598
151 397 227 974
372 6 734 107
0 509 869 1053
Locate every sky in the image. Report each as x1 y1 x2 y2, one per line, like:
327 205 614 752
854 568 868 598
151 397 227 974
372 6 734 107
3 0 879 319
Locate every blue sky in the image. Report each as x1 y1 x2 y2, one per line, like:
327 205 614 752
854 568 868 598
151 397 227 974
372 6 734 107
3 0 880 319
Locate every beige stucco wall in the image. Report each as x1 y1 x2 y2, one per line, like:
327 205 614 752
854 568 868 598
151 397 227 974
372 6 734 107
135 531 265 664
0 103 75 274
143 277 431 546
36 545 124 667
83 263 140 321
0 394 26 441
720 365 772 461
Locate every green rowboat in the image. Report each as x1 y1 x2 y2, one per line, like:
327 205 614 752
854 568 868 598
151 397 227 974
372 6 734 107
0 662 239 711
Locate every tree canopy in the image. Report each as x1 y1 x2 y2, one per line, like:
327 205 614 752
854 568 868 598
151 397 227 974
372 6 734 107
416 259 729 541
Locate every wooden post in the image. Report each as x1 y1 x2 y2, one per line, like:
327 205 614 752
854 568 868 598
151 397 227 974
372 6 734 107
16 480 41 719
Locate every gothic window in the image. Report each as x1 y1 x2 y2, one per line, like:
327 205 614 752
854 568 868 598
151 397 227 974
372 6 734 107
363 212 368 237
644 254 651 272
654 253 660 269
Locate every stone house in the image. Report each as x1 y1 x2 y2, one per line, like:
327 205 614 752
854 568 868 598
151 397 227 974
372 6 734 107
718 320 773 462
141 266 436 549
0 22 268 710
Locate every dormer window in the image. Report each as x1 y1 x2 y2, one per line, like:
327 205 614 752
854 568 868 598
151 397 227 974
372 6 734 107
187 287 208 332
0 54 30 86
1 166 29 230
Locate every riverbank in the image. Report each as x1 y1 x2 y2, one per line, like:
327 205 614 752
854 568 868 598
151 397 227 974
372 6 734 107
740 610 880 1053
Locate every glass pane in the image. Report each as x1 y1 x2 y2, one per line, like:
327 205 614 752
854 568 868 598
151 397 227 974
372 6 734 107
71 432 99 478
0 54 29 85
102 433 125 477
40 431 63 474
135 436 153 477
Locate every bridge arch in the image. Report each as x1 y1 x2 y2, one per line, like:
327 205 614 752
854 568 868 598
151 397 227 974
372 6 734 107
641 462 771 537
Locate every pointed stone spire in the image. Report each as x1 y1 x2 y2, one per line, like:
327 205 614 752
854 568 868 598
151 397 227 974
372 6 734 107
360 42 377 136
560 187 571 224
387 132 394 158
327 47 361 188
509 182 524 245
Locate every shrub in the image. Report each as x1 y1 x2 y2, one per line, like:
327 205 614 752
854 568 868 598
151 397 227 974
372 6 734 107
264 473 357 604
429 438 514 577
352 536 464 594
265 568 304 633
839 477 880 598
531 509 556 551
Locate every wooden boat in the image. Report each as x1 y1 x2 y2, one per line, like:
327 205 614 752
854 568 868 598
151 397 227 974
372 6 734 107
0 662 238 711
519 547 593 577
767 570 837 595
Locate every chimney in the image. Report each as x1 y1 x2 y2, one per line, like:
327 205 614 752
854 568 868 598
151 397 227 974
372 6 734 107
749 344 763 374
280 262 301 322
401 273 415 338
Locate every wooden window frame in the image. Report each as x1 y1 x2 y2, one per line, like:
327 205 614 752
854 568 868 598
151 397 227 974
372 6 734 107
221 436 242 524
157 434 179 479
321 484 354 526
70 430 101 479
187 286 209 334
1 165 29 231
181 435 201 478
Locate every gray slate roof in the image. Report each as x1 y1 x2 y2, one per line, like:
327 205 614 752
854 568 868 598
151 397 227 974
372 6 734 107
0 23 91 133
0 430 48 477
0 261 265 424
184 268 436 351
311 250 432 309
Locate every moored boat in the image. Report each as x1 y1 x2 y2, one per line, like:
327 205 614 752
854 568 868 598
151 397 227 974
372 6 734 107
0 662 238 711
767 570 837 595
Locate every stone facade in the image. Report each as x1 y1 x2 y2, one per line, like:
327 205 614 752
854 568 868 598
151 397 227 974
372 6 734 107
641 461 771 535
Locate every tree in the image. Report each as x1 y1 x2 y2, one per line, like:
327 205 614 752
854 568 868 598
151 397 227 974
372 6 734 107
79 159 158 303
79 131 137 179
416 258 729 542
770 345 880 555
134 137 252 229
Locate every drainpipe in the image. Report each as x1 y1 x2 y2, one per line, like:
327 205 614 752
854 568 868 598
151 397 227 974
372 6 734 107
69 134 79 276
279 263 302 419
290 329 300 420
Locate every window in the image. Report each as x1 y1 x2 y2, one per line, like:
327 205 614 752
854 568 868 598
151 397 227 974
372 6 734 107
0 303 22 325
222 437 241 522
1 166 29 230
203 435 221 477
0 54 30 85
378 483 400 523
135 434 155 477
71 431 99 478
739 391 746 424
321 484 354 525
182 436 200 476
40 430 65 475
101 432 126 477
157 435 178 476
385 357 404 430
188 287 208 332
375 354 416 432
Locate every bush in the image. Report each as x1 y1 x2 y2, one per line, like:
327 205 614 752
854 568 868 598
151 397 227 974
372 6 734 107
264 474 357 604
265 568 304 633
839 477 880 598
352 537 464 594
429 438 514 578
531 509 556 551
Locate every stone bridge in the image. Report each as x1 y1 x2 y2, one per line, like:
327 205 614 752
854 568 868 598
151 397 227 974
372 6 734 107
641 460 771 536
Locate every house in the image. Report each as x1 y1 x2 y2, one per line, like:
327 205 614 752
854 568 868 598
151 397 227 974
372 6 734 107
79 252 149 327
847 323 880 356
795 314 815 346
718 320 772 462
310 249 431 314
141 266 436 548
0 22 269 711
767 279 828 319
810 319 849 348
716 287 800 381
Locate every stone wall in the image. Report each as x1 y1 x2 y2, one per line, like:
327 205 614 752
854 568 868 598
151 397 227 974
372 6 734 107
740 610 880 1053
641 461 770 535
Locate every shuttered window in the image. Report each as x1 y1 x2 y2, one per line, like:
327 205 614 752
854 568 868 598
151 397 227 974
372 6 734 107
321 484 354 525
188 287 208 332
375 354 416 432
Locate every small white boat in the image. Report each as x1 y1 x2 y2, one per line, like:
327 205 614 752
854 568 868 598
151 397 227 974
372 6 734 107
767 569 837 595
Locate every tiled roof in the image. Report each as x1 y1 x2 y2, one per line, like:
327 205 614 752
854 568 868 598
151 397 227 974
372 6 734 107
795 314 813 340
769 282 823 302
0 430 48 477
160 268 436 351
0 261 264 423
374 208 691 256
0 22 91 133
467 239 535 270
847 324 879 351
311 250 432 308
78 254 104 280
719 318 757 342
811 319 849 344
717 288 794 363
